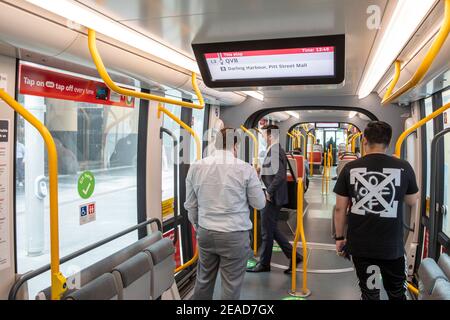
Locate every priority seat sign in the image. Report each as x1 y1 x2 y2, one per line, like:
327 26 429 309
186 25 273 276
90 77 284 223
80 202 96 225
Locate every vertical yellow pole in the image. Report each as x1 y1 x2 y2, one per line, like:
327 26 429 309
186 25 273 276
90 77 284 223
289 178 310 297
240 125 259 256
0 89 67 300
158 104 201 273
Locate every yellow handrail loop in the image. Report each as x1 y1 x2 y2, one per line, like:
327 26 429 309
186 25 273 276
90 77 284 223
88 29 205 110
287 132 296 150
240 125 260 256
382 0 450 105
289 177 311 298
395 102 450 157
351 132 363 153
0 89 67 300
157 104 201 273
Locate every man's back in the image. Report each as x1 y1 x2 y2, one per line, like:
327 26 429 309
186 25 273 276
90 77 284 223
185 150 265 232
334 153 418 259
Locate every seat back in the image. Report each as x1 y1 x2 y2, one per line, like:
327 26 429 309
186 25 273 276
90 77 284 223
418 257 449 300
308 151 322 164
292 155 304 179
336 154 358 176
143 237 175 299
37 231 163 300
286 157 298 182
65 273 119 300
112 252 152 300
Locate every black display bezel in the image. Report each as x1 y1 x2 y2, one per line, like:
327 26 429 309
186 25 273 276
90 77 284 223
192 34 345 88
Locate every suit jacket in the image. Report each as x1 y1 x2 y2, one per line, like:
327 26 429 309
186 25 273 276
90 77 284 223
261 143 288 206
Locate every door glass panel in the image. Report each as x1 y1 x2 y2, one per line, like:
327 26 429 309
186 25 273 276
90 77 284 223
443 133 450 237
424 97 434 198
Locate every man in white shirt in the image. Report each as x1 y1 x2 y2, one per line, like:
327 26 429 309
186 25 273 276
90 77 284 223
184 128 266 300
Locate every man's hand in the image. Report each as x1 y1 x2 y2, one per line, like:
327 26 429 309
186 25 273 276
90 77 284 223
255 165 261 176
335 239 346 254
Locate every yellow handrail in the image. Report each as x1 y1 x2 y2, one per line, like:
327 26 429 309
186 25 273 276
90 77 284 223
88 29 205 110
382 0 450 105
383 60 402 103
240 125 260 256
290 177 310 297
0 89 67 300
395 102 450 157
157 104 201 273
287 132 296 150
351 132 363 153
407 282 419 297
322 150 328 194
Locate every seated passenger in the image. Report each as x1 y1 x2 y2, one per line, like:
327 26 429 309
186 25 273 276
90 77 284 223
184 128 266 300
333 121 419 300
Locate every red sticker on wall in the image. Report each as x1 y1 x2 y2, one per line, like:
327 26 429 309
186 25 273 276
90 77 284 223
19 64 135 108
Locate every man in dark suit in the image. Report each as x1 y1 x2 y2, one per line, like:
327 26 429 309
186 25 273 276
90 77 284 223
247 125 302 274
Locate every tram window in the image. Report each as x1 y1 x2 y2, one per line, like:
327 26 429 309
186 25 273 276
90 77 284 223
15 63 140 296
316 129 324 147
443 133 450 237
191 105 205 161
442 90 450 237
424 97 434 198
161 90 182 203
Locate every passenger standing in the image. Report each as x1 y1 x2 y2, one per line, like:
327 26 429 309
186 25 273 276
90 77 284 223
185 128 266 300
247 125 302 274
333 121 419 300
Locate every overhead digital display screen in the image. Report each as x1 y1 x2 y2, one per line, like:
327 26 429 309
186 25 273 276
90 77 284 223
316 123 339 128
192 34 344 88
204 46 335 81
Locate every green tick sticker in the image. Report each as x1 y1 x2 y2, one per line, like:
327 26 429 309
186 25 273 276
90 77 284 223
78 171 95 199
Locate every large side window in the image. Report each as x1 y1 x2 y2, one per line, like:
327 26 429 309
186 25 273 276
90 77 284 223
15 63 140 296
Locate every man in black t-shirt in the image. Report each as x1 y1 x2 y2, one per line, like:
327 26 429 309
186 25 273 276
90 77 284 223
333 121 419 300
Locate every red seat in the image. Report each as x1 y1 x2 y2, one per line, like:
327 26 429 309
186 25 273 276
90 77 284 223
308 151 322 164
286 155 305 181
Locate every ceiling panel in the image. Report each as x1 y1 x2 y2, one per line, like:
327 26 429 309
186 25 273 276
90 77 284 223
77 0 388 98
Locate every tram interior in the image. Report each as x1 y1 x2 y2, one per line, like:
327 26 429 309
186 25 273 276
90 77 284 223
0 0 449 301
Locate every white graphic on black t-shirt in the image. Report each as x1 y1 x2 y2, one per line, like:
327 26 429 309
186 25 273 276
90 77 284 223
349 168 401 218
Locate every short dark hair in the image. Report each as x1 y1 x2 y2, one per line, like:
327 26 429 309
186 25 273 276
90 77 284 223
262 124 279 137
215 128 240 150
363 121 392 147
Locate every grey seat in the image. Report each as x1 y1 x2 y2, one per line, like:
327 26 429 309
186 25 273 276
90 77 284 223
36 231 163 300
418 258 449 300
112 252 152 300
143 237 175 299
430 278 450 300
438 253 450 279
65 273 119 300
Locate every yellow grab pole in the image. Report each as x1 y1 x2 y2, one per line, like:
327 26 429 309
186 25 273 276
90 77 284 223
157 104 201 273
395 102 450 157
322 150 328 194
290 178 310 297
351 132 362 153
287 132 296 150
382 0 450 105
88 29 205 110
0 89 67 300
241 125 260 256
407 283 419 297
